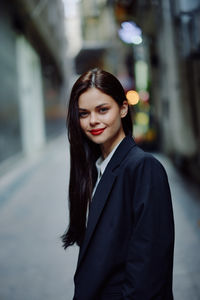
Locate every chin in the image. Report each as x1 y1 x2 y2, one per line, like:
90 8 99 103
90 136 106 144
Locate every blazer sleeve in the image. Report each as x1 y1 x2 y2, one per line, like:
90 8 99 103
121 156 174 299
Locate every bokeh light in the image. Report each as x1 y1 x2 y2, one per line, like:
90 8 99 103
135 112 149 126
118 21 143 45
126 90 140 105
139 90 149 102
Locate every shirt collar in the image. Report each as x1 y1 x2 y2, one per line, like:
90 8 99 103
95 139 124 176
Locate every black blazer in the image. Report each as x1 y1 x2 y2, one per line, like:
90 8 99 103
73 135 174 300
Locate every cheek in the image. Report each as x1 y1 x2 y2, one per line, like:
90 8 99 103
104 111 121 127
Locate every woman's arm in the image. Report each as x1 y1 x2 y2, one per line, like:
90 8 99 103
122 156 174 300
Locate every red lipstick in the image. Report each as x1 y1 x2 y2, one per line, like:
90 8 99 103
90 128 105 136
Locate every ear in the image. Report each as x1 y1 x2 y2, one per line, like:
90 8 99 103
120 101 128 118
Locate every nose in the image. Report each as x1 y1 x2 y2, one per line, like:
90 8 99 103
89 112 99 126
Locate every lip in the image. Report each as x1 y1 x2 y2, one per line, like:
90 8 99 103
90 128 106 136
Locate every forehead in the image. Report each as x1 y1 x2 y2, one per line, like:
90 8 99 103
78 88 116 109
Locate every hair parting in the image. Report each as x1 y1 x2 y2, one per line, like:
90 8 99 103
91 69 96 87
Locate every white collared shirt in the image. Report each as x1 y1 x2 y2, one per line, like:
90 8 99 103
92 140 123 197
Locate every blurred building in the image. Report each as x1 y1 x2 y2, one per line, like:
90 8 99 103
135 0 200 181
67 0 130 77
0 0 70 166
108 0 200 182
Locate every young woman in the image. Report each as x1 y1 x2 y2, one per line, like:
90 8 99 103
62 68 174 300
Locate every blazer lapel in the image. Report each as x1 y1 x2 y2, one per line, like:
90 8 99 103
76 135 136 270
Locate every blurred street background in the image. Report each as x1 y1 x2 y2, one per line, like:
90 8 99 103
0 0 200 299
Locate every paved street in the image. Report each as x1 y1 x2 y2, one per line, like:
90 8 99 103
0 134 200 300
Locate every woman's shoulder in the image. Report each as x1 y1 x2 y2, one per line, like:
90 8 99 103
124 143 166 174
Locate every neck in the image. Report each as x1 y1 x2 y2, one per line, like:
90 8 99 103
101 130 125 159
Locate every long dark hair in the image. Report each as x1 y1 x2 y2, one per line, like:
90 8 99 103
61 68 133 249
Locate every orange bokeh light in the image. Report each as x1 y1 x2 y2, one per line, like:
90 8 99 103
126 90 140 105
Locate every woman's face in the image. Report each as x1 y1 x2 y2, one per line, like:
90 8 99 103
78 88 128 157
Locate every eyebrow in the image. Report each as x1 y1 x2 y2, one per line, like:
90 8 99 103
78 103 109 110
